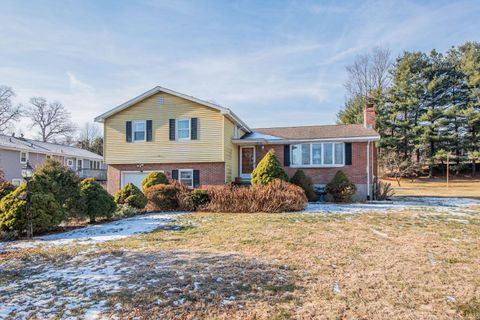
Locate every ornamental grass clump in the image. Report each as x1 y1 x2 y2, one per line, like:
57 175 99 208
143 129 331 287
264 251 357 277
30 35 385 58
201 179 307 213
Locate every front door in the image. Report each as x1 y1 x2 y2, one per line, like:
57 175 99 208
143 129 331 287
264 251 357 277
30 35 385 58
240 146 255 179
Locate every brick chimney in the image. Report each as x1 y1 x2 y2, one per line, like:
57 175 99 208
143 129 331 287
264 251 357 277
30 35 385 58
363 103 376 129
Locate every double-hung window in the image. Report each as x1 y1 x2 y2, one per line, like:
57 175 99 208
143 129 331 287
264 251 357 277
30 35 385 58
290 142 344 167
133 120 146 142
179 169 193 188
20 152 28 164
176 119 190 140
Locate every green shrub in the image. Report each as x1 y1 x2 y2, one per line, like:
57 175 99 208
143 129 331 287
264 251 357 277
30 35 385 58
144 184 179 212
290 170 318 202
190 189 209 207
0 181 15 200
114 183 147 209
202 179 307 213
0 183 63 235
80 178 116 222
30 159 83 216
141 171 169 191
113 204 140 219
325 170 357 202
251 149 289 185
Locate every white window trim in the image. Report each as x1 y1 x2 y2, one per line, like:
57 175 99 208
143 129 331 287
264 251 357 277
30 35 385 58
12 178 23 186
20 151 29 164
67 159 74 167
290 142 345 168
77 159 83 169
178 169 194 188
176 118 191 141
132 120 147 142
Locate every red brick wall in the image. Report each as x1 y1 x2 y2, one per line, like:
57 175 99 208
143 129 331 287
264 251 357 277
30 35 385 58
107 162 225 194
252 142 374 185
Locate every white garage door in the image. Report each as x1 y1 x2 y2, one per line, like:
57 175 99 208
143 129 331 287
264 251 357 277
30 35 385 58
121 172 149 189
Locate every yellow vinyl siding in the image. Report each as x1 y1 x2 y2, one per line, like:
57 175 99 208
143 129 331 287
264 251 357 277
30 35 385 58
223 117 240 182
104 92 224 164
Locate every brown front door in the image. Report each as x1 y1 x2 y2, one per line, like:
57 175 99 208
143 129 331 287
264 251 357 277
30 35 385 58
240 147 255 179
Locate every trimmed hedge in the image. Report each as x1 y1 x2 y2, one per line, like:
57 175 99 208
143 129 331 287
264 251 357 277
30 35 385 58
251 149 289 185
201 179 307 213
144 184 179 212
326 170 357 202
290 169 318 202
114 183 148 209
141 171 169 191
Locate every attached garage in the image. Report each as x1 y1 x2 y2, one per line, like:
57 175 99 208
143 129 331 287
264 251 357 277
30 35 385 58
121 171 150 189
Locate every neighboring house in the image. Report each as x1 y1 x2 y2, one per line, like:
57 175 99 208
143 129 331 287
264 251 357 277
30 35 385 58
0 135 105 185
95 86 380 199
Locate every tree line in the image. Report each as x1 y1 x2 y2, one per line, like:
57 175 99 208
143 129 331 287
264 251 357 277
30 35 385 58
337 42 480 177
0 85 103 155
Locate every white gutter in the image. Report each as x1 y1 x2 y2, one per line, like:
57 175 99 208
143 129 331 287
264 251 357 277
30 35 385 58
232 135 381 145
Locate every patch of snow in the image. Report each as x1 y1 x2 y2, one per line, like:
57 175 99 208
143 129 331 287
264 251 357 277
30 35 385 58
369 228 390 239
301 197 480 216
446 295 456 303
0 212 185 252
333 281 341 294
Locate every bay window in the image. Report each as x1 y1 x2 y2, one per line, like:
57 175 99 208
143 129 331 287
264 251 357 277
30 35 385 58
290 142 345 166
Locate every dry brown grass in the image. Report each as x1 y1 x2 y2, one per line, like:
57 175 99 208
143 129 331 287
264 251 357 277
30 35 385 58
383 177 480 198
95 210 480 319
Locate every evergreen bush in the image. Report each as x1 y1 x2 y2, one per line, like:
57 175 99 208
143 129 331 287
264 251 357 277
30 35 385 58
144 184 179 212
325 170 357 202
0 183 63 234
80 178 116 222
141 171 169 191
114 183 148 209
0 169 15 200
290 169 318 202
251 149 288 185
30 159 83 216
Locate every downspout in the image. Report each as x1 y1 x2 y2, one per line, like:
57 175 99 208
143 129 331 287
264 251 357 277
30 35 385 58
367 140 371 200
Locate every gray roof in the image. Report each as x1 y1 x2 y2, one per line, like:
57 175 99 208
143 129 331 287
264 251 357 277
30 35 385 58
0 134 103 160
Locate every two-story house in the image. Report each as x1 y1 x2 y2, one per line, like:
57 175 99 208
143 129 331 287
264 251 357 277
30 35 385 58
95 86 380 199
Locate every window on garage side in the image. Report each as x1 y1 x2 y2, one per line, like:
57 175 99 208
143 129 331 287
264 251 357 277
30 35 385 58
179 169 193 188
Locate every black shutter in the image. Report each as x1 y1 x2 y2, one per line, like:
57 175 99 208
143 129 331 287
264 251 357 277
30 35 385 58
169 119 175 141
146 120 152 141
126 121 132 142
172 169 179 180
191 118 198 140
193 170 200 188
283 145 290 167
345 143 352 165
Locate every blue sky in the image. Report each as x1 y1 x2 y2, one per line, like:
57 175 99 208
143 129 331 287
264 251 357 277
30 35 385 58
1 0 480 137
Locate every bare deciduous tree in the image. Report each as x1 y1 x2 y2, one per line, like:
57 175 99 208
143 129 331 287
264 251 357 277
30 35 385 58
27 97 77 142
79 122 101 144
0 86 22 134
344 47 392 98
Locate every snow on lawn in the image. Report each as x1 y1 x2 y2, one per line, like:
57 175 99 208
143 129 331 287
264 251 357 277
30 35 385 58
0 212 185 253
303 197 480 215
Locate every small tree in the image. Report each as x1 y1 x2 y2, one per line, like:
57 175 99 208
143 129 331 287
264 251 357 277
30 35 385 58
141 171 169 191
0 184 63 234
80 178 116 222
114 183 147 209
290 169 318 202
251 149 288 185
30 159 83 216
326 170 357 202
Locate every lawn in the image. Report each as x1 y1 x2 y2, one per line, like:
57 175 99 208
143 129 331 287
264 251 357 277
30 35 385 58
384 177 480 198
1 199 479 320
